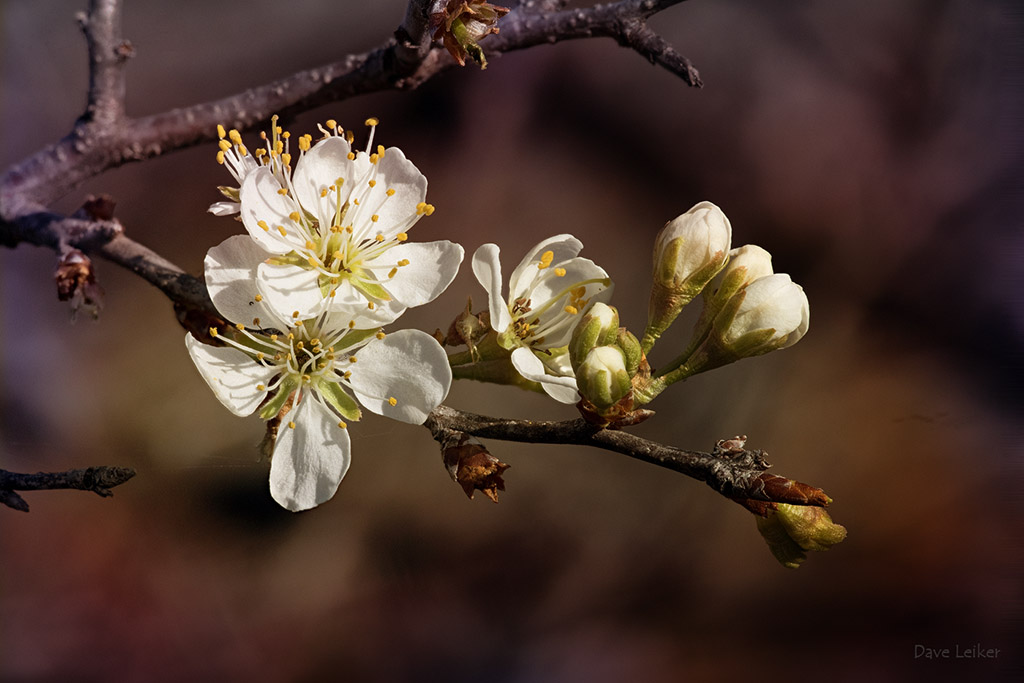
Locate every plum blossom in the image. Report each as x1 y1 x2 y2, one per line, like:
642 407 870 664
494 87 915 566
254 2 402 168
472 234 612 403
210 116 463 326
187 236 452 511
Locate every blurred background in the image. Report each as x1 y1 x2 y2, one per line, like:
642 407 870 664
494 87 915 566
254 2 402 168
1 0 1021 680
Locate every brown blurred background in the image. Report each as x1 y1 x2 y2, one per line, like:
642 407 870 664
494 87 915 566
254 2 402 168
2 1 1021 681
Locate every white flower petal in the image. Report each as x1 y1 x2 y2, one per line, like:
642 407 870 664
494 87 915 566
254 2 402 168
185 333 276 417
239 167 297 253
369 241 464 308
205 235 282 327
208 201 240 216
510 347 579 404
291 137 358 228
509 234 583 300
348 329 451 424
269 397 351 512
256 262 325 322
361 147 427 239
471 244 511 333
322 297 406 329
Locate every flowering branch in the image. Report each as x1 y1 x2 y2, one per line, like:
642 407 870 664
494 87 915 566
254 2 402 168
0 466 136 512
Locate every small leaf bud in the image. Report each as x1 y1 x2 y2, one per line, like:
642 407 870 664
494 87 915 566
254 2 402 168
755 503 847 569
569 302 619 372
576 346 632 410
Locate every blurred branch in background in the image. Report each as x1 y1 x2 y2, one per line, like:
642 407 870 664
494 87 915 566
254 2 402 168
0 466 136 512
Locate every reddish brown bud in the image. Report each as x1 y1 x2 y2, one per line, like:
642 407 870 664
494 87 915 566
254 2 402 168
441 432 510 502
54 249 104 320
431 0 510 68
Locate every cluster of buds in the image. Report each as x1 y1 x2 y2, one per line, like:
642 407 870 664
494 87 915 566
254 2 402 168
568 303 650 426
639 202 809 398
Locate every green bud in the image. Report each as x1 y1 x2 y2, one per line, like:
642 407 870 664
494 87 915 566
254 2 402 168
756 504 847 569
569 302 619 372
714 273 809 358
576 346 632 409
615 328 642 377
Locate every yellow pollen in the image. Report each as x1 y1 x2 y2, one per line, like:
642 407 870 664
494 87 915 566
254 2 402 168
398 259 410 267
416 202 426 214
321 188 329 198
238 145 248 157
292 311 300 319
281 153 291 166
538 251 554 269
277 226 288 237
304 240 315 250
347 152 355 161
209 326 219 337
329 289 337 298
288 421 296 429
299 137 311 152
388 397 397 406
228 130 242 145
234 323 244 331
258 220 269 231
302 374 310 383
564 305 579 315
375 234 384 242
289 212 301 222
277 188 288 196
367 302 375 310
371 215 379 223
274 140 284 154
349 356 358 363
216 151 225 164
396 233 408 242
424 204 435 216
377 145 385 157
218 140 231 152
255 149 266 158
252 317 261 326
386 188 396 197
353 198 360 205
306 256 317 267
343 371 351 378
555 268 566 277
345 131 354 143
256 352 265 361
338 421 347 429
572 286 586 297
275 126 283 135
283 131 291 139
254 294 263 302
326 119 337 130
287 332 295 339
270 334 278 341
368 180 377 188
365 117 379 127
296 341 304 350
260 131 268 140
369 153 379 164
257 384 266 391
348 320 355 329
217 124 226 139
388 267 398 278
336 177 345 187
345 226 353 234
376 332 386 340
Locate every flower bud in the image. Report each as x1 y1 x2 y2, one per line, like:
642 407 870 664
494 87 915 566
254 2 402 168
706 244 773 306
569 302 620 372
576 346 632 410
755 503 847 569
615 328 643 377
716 273 809 358
644 201 732 352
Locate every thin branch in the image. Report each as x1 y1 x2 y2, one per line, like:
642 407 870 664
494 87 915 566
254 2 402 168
0 466 136 512
77 0 130 127
424 406 833 508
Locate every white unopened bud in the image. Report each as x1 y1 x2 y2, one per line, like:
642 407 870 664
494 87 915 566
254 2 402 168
718 273 809 356
712 244 773 298
577 346 632 409
644 201 732 352
569 302 619 372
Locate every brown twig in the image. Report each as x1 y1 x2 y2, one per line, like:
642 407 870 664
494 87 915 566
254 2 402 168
423 406 832 507
0 466 137 512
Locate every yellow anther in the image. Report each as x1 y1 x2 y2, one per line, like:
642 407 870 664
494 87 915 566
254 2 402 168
555 268 567 277
326 119 337 130
338 421 347 429
292 311 300 319
348 320 355 329
216 151 226 164
336 177 345 187
218 139 231 152
396 232 408 242
302 374 310 383
299 136 311 152
330 278 339 285
281 153 291 166
374 234 385 243
282 131 291 139
255 148 266 158
209 326 219 337
321 188 329 198
345 130 354 144
310 338 320 346
376 331 386 340
388 267 398 278
228 129 242 145
353 198 360 205
256 352 265 361
252 318 261 327
275 126 283 135
277 226 288 237
367 301 375 310
329 289 337 298
254 294 263 302
296 341 305 350
386 188 396 197
368 180 377 188
371 215 380 223
235 323 244 331
217 124 226 139
345 226 353 233
260 131 268 140
257 383 266 391
349 356 358 363
347 152 355 161
377 145 385 158
274 140 284 154
307 257 318 268
343 371 351 378
398 259 410 267
416 202 427 214
365 117 379 127
369 154 379 164
331 250 342 261
424 204 435 216
538 251 554 269
289 212 301 223
304 240 315 250
388 397 397 407
564 305 579 315
277 188 289 196
288 421 296 429
287 332 295 339
258 220 270 231
572 286 586 297
270 334 278 341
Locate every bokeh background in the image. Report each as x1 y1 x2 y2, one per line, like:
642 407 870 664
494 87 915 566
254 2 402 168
2 0 1021 681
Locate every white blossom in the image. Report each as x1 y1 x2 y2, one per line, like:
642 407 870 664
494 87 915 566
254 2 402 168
472 235 612 403
187 236 452 511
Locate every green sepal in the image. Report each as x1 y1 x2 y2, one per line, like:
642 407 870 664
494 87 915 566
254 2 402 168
615 329 642 377
315 378 362 422
350 277 391 302
259 375 300 419
217 185 240 201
